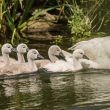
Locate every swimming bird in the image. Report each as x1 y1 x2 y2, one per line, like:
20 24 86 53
0 43 16 68
16 43 29 63
35 45 66 68
0 49 44 75
0 43 29 68
68 37 110 62
68 36 110 69
63 49 98 70
42 49 87 72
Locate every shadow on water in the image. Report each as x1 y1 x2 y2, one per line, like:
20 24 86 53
0 69 110 110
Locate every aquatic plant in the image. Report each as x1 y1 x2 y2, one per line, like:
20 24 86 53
0 0 109 46
65 0 106 43
0 0 34 45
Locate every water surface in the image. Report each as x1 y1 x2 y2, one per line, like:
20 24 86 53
0 69 110 110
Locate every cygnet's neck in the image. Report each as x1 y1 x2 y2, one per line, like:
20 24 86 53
17 53 25 63
49 54 59 63
73 56 82 69
2 53 10 65
27 58 38 71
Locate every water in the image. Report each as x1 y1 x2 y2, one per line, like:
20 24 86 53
0 69 110 110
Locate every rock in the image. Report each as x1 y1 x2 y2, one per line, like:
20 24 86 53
23 12 68 41
27 32 61 41
25 20 67 34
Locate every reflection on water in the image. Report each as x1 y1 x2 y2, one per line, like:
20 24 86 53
0 70 110 110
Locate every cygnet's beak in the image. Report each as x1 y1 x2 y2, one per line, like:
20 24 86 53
83 55 89 60
37 54 44 60
56 51 66 61
68 45 76 51
11 48 17 52
68 47 73 51
59 52 65 58
26 48 29 52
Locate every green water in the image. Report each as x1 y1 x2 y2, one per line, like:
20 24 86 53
0 70 110 110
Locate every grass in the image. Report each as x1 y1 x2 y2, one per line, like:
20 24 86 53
0 0 57 45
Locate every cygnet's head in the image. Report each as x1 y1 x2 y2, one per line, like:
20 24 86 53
73 49 85 59
48 45 64 58
1 43 13 54
17 43 29 54
27 49 44 60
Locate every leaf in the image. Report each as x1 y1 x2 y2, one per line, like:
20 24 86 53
19 0 23 9
11 28 16 45
18 0 34 25
5 11 15 31
12 0 19 19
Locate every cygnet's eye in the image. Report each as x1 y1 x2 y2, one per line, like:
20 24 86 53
56 49 59 51
33 52 36 54
80 52 83 55
22 46 25 48
7 46 10 48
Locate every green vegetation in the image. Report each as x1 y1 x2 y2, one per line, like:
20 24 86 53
65 0 106 43
67 1 92 42
0 0 34 45
0 0 110 45
0 0 56 45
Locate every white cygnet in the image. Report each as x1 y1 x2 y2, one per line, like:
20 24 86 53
16 43 29 63
35 45 66 68
0 43 16 68
42 49 96 72
0 49 43 75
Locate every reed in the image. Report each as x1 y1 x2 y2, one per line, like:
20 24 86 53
0 0 56 45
